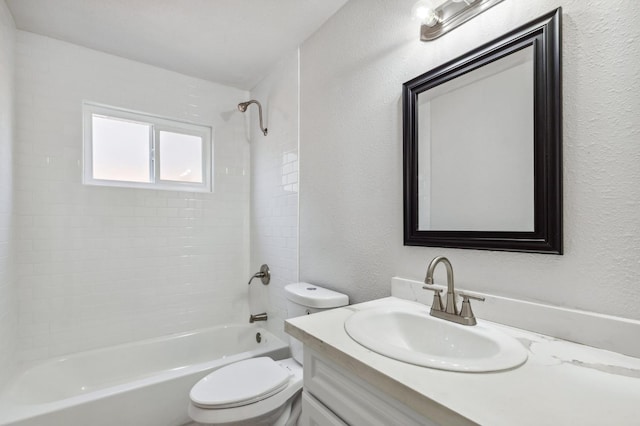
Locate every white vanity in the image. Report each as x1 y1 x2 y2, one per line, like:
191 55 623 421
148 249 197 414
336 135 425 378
285 278 640 425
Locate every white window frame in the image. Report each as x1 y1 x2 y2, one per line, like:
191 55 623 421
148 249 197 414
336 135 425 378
82 102 213 192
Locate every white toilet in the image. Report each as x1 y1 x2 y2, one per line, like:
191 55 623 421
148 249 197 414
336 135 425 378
188 282 348 426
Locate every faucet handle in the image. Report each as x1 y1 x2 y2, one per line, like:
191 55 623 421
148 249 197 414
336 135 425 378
248 264 270 285
422 285 444 312
458 292 485 302
458 293 484 324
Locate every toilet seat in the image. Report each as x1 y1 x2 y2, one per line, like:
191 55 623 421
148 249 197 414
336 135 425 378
188 358 304 425
190 357 291 409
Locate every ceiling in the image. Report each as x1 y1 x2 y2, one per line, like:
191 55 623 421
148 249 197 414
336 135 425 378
5 0 348 90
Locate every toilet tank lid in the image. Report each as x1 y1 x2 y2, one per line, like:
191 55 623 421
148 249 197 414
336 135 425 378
284 282 349 308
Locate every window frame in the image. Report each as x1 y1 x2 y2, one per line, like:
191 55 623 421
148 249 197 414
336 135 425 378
82 102 213 192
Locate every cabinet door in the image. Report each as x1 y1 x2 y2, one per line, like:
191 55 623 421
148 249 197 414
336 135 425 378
301 391 348 426
304 349 438 426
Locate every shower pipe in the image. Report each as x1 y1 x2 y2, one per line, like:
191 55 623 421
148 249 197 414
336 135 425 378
238 100 268 136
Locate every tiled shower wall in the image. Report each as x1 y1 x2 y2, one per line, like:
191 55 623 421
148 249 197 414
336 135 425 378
0 1 16 388
249 51 299 341
14 31 252 363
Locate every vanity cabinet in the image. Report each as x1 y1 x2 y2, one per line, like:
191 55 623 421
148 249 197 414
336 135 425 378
302 348 438 426
287 295 640 426
300 392 347 426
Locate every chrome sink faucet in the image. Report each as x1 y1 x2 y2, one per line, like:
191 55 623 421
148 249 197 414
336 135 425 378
423 256 484 326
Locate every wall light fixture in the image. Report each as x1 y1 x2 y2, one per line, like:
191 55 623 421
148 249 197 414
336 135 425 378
412 0 505 41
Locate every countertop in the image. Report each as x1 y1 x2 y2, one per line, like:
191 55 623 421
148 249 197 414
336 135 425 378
285 297 640 426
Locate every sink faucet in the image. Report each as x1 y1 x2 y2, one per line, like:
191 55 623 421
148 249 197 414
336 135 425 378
424 256 457 315
423 256 484 326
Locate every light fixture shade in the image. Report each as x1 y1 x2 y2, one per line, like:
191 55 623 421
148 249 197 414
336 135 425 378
417 0 505 41
411 0 440 27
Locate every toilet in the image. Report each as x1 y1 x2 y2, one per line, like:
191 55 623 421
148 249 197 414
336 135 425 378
188 282 349 426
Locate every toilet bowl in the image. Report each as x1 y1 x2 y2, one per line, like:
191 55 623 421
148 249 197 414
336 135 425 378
188 357 303 426
187 282 348 426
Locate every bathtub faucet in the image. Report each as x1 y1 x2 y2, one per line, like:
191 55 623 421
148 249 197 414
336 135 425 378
248 264 271 285
249 313 268 323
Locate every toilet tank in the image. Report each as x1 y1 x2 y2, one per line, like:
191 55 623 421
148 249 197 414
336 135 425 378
285 283 349 364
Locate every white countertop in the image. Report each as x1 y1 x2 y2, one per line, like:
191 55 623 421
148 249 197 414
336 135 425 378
285 297 640 426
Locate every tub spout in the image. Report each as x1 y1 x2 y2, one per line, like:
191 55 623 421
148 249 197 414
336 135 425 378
249 313 268 323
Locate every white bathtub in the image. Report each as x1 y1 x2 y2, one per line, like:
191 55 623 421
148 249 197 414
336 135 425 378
0 324 289 426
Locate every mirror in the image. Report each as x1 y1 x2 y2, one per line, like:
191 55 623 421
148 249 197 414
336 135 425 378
418 46 535 232
403 9 562 253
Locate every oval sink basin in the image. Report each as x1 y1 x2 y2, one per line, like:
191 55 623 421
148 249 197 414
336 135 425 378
344 303 527 372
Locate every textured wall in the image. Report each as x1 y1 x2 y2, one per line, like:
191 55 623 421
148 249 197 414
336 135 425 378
0 0 16 389
14 31 252 363
299 0 640 320
249 51 299 341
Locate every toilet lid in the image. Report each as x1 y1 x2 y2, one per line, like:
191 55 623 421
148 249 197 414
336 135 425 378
190 357 292 409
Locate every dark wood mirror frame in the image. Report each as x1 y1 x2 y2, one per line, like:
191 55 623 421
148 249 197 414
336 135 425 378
403 8 562 254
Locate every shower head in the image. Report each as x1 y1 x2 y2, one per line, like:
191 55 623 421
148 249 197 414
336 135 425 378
237 101 252 112
237 100 268 136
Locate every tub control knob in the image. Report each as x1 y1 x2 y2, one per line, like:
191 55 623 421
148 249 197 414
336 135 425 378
247 264 271 285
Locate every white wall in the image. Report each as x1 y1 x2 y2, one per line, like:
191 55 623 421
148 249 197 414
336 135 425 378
14 31 252 363
299 0 640 320
0 0 16 388
249 51 299 341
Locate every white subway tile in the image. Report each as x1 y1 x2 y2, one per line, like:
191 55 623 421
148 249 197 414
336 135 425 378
13 32 251 363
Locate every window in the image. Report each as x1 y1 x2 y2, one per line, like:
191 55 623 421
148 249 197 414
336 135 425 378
83 102 212 192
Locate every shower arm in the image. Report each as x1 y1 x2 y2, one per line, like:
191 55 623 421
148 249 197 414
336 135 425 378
238 100 268 136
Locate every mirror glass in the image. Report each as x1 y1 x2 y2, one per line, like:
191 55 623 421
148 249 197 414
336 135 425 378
403 9 562 253
417 46 534 232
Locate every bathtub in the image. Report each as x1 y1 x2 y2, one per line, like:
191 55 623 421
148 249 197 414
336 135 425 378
0 324 289 426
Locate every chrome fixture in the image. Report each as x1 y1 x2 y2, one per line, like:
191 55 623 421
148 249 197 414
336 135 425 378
422 256 485 325
412 0 505 41
249 312 268 323
248 264 270 285
237 100 268 136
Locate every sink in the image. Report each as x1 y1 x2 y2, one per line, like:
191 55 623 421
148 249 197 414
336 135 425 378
344 303 527 372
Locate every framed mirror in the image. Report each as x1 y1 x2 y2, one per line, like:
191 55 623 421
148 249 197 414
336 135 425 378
403 8 562 254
